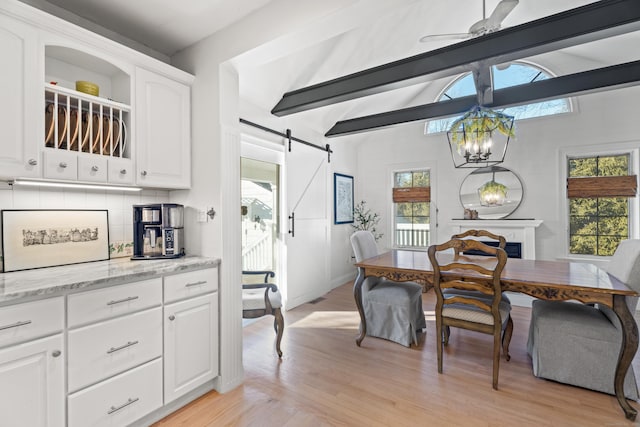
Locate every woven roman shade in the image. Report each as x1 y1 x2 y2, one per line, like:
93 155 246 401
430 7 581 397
567 175 637 198
392 187 430 203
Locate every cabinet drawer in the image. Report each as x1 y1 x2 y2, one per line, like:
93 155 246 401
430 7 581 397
43 149 77 180
164 268 218 303
0 297 64 348
78 155 108 182
108 157 134 184
68 307 162 392
68 278 162 327
68 358 162 427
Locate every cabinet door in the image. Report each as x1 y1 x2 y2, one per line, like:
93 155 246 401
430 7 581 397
0 15 40 178
135 67 191 189
0 334 65 427
164 292 218 403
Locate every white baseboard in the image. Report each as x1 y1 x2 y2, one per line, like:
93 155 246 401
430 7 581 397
331 271 356 289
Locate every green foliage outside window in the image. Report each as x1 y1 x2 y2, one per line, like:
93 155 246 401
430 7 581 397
568 154 630 256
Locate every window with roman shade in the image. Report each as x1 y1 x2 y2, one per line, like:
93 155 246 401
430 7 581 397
567 154 637 256
393 170 430 248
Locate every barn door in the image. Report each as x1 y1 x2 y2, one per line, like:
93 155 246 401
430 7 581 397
285 143 329 309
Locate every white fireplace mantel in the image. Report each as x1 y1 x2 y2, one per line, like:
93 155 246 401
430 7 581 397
448 219 543 260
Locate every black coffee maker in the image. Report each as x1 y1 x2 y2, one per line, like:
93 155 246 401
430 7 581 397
132 203 185 259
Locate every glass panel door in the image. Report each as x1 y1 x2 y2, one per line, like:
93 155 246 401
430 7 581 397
241 157 279 272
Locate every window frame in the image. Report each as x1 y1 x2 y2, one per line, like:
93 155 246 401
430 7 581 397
559 144 639 260
425 60 573 135
388 163 437 251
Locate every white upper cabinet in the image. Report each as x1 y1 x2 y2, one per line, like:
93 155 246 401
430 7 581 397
136 67 191 189
0 15 40 178
42 44 134 185
0 1 193 189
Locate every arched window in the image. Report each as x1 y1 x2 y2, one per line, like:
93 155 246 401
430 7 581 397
426 62 571 134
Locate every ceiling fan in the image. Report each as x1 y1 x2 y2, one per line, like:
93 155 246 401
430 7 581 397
419 0 519 43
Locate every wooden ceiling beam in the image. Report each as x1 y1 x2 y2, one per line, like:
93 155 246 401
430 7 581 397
271 0 640 117
324 60 640 137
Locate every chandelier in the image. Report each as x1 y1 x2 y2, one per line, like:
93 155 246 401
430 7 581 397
447 106 515 168
478 171 508 206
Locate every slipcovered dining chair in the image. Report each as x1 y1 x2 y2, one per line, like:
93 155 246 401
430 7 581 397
242 270 284 358
527 239 640 399
428 238 513 390
350 231 426 347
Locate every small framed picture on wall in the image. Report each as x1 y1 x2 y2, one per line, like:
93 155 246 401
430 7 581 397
334 173 354 224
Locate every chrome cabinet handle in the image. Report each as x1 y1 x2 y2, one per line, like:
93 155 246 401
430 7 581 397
28 159 37 166
0 320 32 331
106 296 139 306
168 315 175 321
52 350 61 358
120 169 127 175
106 340 139 354
141 170 147 176
59 162 67 168
185 280 207 288
91 165 99 172
107 397 139 415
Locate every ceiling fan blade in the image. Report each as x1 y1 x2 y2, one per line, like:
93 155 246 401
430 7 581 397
419 33 472 43
486 0 519 28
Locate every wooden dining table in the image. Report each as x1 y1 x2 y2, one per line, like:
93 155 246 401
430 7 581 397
354 249 639 420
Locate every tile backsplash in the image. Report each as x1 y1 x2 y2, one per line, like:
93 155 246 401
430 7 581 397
0 186 170 272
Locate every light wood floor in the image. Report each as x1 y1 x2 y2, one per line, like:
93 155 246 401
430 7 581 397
154 282 640 427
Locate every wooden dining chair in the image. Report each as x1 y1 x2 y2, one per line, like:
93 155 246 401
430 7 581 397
428 238 512 390
446 229 513 334
242 270 284 358
451 229 506 254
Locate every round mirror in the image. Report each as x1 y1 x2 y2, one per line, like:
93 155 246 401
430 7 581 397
459 166 523 219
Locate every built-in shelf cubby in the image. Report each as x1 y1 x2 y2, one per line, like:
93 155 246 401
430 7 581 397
44 46 132 161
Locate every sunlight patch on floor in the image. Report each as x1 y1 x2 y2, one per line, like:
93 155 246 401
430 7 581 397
288 311 360 329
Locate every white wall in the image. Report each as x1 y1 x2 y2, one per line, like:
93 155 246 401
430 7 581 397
329 141 360 288
354 86 640 261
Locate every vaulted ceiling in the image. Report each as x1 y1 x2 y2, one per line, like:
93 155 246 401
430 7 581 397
20 0 640 138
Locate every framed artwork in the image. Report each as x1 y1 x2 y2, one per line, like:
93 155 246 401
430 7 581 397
334 173 354 224
1 209 109 272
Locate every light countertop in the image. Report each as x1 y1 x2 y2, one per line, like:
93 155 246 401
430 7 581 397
0 256 220 306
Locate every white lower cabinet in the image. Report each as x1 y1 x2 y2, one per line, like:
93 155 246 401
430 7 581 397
67 358 163 427
0 334 65 427
164 292 219 403
68 307 162 392
0 265 218 426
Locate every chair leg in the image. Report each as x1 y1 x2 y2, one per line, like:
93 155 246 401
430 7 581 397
274 308 284 358
502 316 513 362
493 329 501 390
443 325 450 345
436 317 443 374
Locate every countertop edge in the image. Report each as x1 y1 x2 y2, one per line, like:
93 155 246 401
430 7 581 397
0 256 221 306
